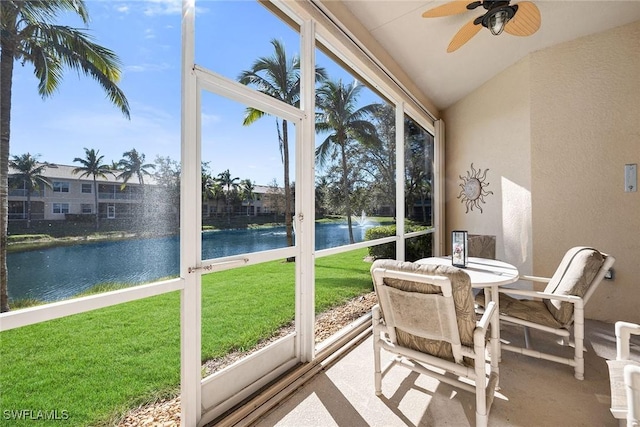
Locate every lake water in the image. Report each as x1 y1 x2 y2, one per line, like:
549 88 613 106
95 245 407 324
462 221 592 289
7 222 375 302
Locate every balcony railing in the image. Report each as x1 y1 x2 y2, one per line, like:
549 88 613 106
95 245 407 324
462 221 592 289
98 192 142 200
9 189 43 197
8 213 45 220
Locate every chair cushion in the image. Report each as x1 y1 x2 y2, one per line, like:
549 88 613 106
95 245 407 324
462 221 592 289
468 234 496 259
486 292 564 328
542 247 604 325
371 259 475 364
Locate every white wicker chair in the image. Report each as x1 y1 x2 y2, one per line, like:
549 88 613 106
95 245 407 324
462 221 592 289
476 246 615 380
607 321 640 426
371 259 498 427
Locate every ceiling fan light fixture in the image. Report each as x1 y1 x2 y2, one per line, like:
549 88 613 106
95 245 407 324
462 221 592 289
482 5 517 36
489 10 509 35
422 0 540 52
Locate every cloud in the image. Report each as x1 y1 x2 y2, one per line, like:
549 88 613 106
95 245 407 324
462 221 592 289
143 0 182 16
201 112 222 127
125 63 172 73
105 0 208 19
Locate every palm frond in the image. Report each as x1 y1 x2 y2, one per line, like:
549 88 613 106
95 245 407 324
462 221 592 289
13 21 130 118
242 107 266 126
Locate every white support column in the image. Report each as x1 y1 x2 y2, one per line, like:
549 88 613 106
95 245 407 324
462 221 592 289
395 104 405 261
180 1 201 425
434 119 446 256
297 19 316 363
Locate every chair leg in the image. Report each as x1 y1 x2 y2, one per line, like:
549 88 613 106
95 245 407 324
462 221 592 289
574 307 585 380
475 412 488 427
474 344 488 427
374 343 382 395
373 308 383 395
524 326 532 349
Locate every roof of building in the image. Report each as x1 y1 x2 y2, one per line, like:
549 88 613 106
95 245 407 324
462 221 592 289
8 163 281 192
8 163 128 184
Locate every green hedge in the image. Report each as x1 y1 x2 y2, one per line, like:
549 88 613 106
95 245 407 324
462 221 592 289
365 224 433 261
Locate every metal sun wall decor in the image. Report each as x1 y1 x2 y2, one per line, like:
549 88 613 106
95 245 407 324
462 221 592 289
457 163 493 213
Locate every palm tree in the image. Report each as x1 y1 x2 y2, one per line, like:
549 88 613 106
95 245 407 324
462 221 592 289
240 179 256 216
316 79 378 244
117 149 155 221
109 160 121 171
201 168 219 218
216 169 239 224
118 149 155 187
8 153 51 229
238 39 327 249
0 0 130 312
210 182 225 217
72 148 113 230
363 103 396 218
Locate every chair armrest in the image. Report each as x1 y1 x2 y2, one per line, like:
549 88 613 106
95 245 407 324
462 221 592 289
498 287 583 304
474 301 496 353
477 301 496 331
518 274 551 284
372 304 382 324
616 321 640 360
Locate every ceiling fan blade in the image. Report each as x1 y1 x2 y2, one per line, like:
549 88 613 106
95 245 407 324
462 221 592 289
505 1 541 36
447 17 482 52
422 0 476 18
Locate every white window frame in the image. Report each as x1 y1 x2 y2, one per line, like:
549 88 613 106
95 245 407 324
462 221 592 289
81 183 92 194
52 203 69 214
53 181 70 193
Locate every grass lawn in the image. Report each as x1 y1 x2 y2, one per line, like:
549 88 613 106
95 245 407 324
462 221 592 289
0 248 373 426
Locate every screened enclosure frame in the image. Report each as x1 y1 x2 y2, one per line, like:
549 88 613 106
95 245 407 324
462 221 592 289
0 1 444 426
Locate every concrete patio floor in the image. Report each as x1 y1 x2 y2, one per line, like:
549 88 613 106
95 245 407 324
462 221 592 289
247 320 637 427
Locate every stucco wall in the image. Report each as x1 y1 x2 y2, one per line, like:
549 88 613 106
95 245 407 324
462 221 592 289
442 58 533 276
443 20 640 323
529 20 640 323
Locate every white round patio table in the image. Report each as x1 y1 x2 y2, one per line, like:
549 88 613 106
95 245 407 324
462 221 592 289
415 256 519 364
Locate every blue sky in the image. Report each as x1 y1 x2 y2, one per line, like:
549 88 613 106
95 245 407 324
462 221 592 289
9 0 382 187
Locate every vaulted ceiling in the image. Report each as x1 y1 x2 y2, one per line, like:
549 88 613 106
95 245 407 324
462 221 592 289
331 1 640 110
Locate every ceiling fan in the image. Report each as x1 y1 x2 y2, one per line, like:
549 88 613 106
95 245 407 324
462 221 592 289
422 0 541 53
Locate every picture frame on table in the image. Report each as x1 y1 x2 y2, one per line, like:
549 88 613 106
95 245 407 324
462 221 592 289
452 230 468 268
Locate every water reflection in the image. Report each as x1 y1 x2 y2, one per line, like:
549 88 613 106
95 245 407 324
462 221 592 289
8 222 377 302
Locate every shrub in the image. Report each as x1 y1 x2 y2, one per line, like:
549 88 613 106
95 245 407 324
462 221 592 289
365 224 433 261
65 214 95 222
365 225 396 259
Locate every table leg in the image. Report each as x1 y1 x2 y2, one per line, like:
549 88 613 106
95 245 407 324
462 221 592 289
490 285 501 363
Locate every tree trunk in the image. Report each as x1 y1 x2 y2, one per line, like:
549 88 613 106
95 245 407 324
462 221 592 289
94 176 100 231
0 14 17 312
139 177 145 229
26 192 32 228
341 143 355 244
